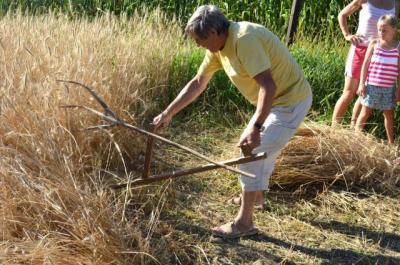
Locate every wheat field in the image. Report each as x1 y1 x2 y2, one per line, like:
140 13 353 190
0 10 187 264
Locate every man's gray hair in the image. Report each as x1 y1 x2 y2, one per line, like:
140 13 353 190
185 5 230 39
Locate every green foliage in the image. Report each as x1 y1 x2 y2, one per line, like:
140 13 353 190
290 40 348 120
0 0 356 38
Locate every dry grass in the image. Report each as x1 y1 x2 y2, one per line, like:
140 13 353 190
0 10 187 264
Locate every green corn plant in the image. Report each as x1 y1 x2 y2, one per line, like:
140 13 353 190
0 0 351 39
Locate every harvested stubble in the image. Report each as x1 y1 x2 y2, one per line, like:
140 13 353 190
0 10 186 265
273 122 400 192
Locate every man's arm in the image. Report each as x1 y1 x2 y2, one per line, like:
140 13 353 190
252 69 276 128
239 69 276 156
153 74 212 129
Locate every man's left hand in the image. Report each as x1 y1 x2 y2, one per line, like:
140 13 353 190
238 127 261 156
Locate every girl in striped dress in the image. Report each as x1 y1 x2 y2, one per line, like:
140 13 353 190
356 14 400 144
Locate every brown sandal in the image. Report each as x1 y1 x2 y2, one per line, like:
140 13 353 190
212 221 259 239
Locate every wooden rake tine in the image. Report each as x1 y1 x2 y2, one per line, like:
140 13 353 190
57 80 256 178
142 125 155 179
57 79 119 120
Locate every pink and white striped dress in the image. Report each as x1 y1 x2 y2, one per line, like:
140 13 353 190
367 43 400 87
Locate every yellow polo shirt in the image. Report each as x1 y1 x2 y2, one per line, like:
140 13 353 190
197 21 311 106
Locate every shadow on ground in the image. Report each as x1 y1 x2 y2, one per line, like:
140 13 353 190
251 232 400 264
173 217 399 264
307 220 400 253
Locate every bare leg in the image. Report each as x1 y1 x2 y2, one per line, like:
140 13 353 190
230 191 264 206
255 191 264 205
351 97 363 128
383 109 395 144
212 190 258 237
332 76 359 126
355 105 373 132
234 190 257 229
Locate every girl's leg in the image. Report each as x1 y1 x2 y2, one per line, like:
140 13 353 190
351 97 362 128
355 105 373 131
332 76 359 126
383 109 395 144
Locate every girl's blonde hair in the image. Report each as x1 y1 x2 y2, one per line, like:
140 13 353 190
378 14 398 27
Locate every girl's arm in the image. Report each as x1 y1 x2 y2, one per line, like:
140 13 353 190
358 40 376 97
338 0 365 45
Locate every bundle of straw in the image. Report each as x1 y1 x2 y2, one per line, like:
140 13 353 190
273 122 400 192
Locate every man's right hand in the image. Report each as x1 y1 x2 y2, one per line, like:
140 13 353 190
152 111 172 129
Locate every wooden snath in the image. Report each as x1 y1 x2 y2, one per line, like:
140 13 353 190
58 80 267 188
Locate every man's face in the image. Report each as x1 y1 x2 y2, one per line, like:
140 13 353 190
190 29 224 52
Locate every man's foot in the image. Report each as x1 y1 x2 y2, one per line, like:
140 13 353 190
211 221 259 239
227 195 265 210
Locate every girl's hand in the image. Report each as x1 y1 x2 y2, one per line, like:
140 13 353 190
357 85 366 97
345 34 363 46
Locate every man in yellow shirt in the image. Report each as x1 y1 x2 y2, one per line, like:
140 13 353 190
153 5 312 239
